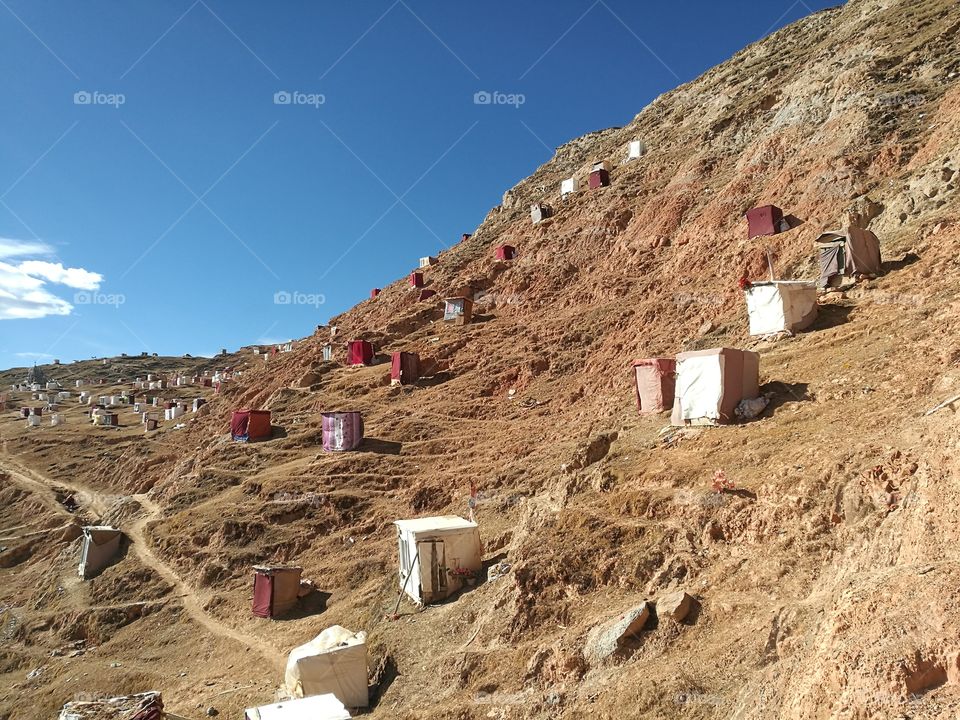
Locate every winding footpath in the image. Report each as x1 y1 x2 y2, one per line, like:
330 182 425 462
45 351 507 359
0 449 285 671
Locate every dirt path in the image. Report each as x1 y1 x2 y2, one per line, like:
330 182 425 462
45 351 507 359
0 450 286 671
128 493 286 669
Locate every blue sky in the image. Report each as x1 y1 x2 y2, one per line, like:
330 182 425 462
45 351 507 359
0 0 836 368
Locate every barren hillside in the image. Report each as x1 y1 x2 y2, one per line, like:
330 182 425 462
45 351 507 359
3 0 960 717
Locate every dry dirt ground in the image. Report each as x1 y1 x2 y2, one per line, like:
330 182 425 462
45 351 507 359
3 0 960 718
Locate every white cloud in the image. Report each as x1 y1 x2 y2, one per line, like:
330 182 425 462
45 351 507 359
15 351 54 359
0 239 104 320
16 260 102 290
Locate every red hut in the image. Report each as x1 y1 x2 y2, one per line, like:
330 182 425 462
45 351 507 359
418 289 437 301
495 244 516 261
370 288 381 298
251 565 302 618
409 272 424 288
346 340 374 366
460 233 471 243
231 409 272 442
746 205 785 239
631 358 677 414
588 168 610 189
390 352 420 385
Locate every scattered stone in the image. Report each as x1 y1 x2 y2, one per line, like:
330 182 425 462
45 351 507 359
657 590 695 623
206 707 219 717
584 602 651 664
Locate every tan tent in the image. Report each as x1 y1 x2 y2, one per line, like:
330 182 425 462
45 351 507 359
671 348 760 426
815 226 882 287
78 526 122 579
284 625 368 708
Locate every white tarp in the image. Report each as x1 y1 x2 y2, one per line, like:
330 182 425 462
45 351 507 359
245 694 351 720
675 353 724 422
284 626 368 708
561 177 577 196
744 281 818 336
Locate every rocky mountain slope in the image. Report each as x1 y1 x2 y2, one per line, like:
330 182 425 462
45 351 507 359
3 0 960 717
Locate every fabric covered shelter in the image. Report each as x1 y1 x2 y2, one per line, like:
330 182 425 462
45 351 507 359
346 341 374 366
494 244 515 261
284 625 369 707
252 565 302 618
746 205 787 238
322 411 364 452
443 297 474 324
671 348 761 426
560 178 577 197
409 272 424 288
419 256 437 268
588 169 610 189
530 203 551 224
394 516 482 605
631 358 676 414
743 280 818 335
418 289 437 301
78 526 122 579
246 694 351 720
814 226 882 287
231 409 272 441
370 288 380 298
390 352 419 385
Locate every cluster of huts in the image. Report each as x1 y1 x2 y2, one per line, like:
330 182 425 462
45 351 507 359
10 368 227 432
50 139 888 720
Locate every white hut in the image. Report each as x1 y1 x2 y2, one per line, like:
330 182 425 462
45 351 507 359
560 177 577 197
394 516 482 605
743 280 818 336
244 694 351 720
78 526 122 579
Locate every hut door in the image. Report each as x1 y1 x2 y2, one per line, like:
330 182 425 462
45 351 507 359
417 540 446 599
252 573 274 618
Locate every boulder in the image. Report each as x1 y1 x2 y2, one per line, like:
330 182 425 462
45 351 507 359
584 601 651 664
657 590 695 623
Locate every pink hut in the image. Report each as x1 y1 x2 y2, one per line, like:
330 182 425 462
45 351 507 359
409 272 424 288
370 288 381 298
495 244 516 261
631 358 676 414
346 340 374 366
321 411 364 452
390 352 419 385
418 289 437 301
746 205 786 239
